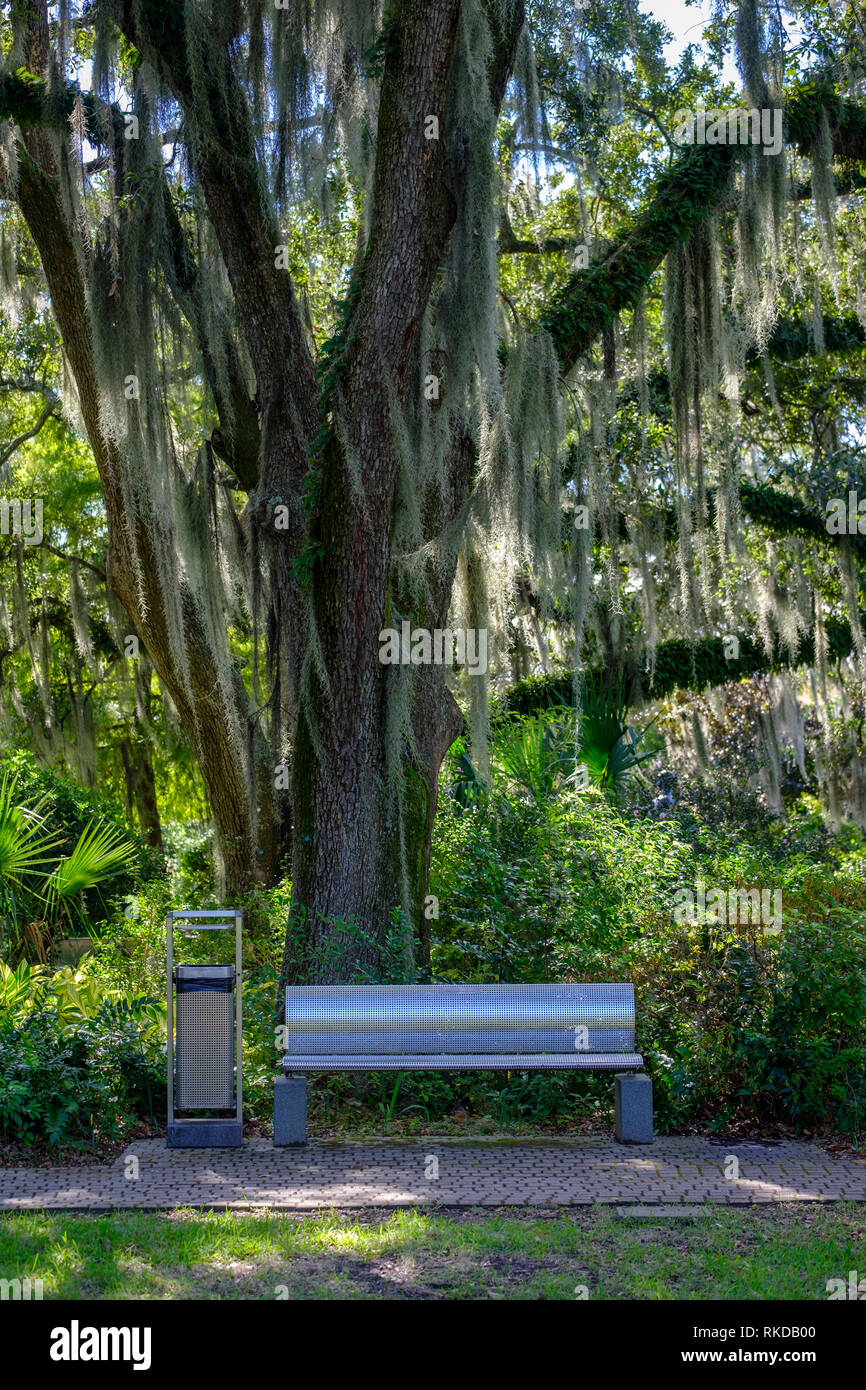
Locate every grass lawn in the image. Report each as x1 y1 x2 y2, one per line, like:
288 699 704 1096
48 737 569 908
1 1204 863 1300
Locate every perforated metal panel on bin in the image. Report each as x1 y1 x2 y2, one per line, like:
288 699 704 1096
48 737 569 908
175 965 235 1109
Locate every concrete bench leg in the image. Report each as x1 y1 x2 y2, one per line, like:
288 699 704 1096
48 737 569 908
274 1075 307 1146
614 1072 653 1144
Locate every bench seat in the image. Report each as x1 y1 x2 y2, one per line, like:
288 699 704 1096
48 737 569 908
281 1051 644 1071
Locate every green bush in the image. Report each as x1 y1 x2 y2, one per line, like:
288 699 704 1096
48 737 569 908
0 1004 163 1148
739 924 866 1139
429 758 866 1141
0 962 164 1147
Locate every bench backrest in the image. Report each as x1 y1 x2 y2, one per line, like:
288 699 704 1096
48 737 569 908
284 983 635 1056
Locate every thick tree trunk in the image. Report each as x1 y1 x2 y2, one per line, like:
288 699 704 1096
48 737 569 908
281 0 465 979
285 422 472 979
287 665 462 982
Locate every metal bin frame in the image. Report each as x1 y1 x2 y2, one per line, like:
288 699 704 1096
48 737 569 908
166 909 243 1148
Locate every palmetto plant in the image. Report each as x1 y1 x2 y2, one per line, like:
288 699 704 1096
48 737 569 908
491 715 570 805
0 772 136 964
0 771 61 960
491 675 654 803
571 674 656 794
447 746 486 808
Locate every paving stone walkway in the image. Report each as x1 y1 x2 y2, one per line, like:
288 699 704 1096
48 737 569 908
1 1137 865 1209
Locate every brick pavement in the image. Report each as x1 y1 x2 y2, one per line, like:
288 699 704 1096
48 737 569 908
1 1136 864 1210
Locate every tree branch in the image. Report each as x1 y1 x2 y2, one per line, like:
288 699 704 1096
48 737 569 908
0 395 59 469
542 80 866 372
36 541 107 582
116 0 318 477
498 205 579 255
158 181 262 490
344 0 464 400
499 615 863 717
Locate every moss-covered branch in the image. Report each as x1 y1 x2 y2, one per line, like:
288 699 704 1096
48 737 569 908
0 67 120 148
498 615 860 717
738 481 866 559
0 68 73 128
654 482 865 558
591 477 865 560
542 81 866 373
542 143 734 371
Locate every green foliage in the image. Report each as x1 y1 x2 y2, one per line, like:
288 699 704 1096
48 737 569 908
489 685 653 802
290 537 326 587
0 67 68 127
0 961 163 1147
541 142 735 369
0 753 153 882
739 479 866 559
0 766 138 963
491 714 569 804
429 751 866 1141
445 740 486 808
362 9 401 83
738 924 866 1139
0 1005 163 1148
283 905 417 986
576 676 656 791
0 768 63 947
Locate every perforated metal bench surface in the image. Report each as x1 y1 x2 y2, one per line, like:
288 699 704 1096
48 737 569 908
282 983 643 1072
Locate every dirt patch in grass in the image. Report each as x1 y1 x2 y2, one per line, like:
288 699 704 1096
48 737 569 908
173 1248 583 1300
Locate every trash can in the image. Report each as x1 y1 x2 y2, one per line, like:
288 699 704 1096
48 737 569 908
166 910 243 1148
175 965 235 1110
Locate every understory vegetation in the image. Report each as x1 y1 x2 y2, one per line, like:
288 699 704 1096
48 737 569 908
2 716 863 1152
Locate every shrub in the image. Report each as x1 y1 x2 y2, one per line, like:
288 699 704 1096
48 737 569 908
0 962 163 1147
429 755 866 1142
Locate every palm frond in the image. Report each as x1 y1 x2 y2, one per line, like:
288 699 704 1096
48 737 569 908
44 821 137 926
0 772 64 944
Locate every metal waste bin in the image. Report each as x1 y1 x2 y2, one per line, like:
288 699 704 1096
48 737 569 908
175 965 235 1109
167 910 243 1147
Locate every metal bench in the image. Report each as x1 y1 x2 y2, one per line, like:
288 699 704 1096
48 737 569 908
274 982 652 1144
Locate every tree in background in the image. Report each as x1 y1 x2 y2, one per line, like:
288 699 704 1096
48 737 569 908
0 0 863 975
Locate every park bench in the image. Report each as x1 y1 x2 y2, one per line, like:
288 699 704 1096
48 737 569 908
274 982 652 1144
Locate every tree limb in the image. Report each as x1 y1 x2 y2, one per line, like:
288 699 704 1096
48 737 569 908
499 615 863 716
0 395 59 468
542 81 866 372
115 0 319 477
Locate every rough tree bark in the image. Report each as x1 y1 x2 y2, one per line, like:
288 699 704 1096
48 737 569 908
120 737 163 849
